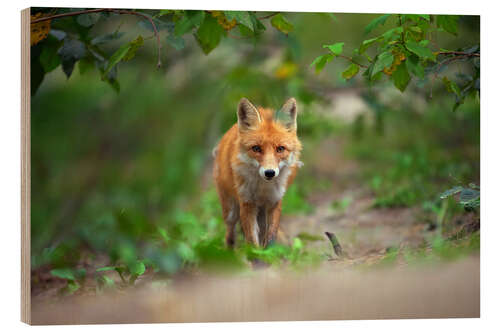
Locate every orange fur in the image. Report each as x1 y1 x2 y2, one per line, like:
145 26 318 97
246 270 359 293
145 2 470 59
213 98 302 247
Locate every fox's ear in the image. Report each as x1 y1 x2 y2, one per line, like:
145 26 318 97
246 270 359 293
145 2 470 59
237 98 261 131
276 97 297 131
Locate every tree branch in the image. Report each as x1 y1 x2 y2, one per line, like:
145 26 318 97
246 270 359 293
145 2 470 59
338 55 368 68
438 51 480 58
436 55 469 73
31 8 163 68
258 12 280 20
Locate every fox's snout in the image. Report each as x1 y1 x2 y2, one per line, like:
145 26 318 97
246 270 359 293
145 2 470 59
259 166 279 181
264 169 275 178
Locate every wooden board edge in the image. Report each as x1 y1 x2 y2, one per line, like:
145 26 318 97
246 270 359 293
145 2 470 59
21 7 31 325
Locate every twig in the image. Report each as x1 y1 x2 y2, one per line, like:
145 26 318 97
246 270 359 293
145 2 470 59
258 12 280 20
438 51 480 58
31 8 162 68
338 54 368 68
31 8 108 23
427 50 479 100
436 55 469 74
325 231 345 258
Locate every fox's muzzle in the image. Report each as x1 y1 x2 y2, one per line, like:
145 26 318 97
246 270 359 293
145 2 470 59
259 166 279 181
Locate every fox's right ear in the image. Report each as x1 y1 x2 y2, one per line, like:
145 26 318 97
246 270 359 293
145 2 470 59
237 98 261 131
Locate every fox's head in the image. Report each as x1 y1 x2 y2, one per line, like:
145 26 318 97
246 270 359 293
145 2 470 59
237 97 302 181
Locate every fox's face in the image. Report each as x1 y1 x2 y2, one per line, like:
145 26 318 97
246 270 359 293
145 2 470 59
237 98 302 181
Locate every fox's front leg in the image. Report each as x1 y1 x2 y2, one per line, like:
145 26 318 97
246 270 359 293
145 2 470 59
222 200 239 248
263 200 282 247
239 202 259 246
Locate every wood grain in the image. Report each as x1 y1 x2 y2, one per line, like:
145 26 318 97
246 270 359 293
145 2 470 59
21 7 31 325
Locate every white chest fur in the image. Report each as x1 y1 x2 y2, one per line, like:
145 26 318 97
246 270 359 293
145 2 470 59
233 153 297 207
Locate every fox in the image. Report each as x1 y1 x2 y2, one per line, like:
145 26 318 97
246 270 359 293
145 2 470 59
212 97 303 248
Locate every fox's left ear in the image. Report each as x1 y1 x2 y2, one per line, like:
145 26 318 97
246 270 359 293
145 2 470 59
276 97 298 131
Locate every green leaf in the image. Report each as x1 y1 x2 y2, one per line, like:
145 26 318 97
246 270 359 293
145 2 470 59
195 15 225 55
420 39 430 47
97 275 115 291
439 186 463 199
166 34 185 50
437 15 459 36
459 189 480 204
40 45 61 73
409 26 422 34
58 38 87 78
327 13 338 22
406 40 436 61
186 10 206 28
372 51 394 77
270 14 294 35
442 76 461 97
224 11 253 31
310 54 334 74
359 36 383 54
76 13 101 27
406 55 425 79
103 44 131 75
156 10 174 18
238 24 254 37
128 261 146 276
469 183 480 190
392 61 411 92
50 268 76 280
174 15 194 36
177 242 196 262
102 36 144 78
365 14 391 34
342 63 360 80
49 29 66 41
122 35 144 61
292 237 303 251
96 266 116 272
315 13 338 22
418 14 431 21
323 42 344 55
382 27 403 41
67 280 80 294
174 11 206 36
249 12 267 33
403 14 430 22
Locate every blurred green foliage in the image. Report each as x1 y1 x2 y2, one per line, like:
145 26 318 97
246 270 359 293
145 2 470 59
30 9 479 293
346 99 479 208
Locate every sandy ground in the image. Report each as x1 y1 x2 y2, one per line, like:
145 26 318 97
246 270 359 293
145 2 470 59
30 123 480 324
31 258 479 324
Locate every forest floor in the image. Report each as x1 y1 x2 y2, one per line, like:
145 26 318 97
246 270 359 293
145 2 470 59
31 131 480 324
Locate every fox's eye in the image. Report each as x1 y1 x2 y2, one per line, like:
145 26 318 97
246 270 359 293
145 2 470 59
276 146 286 153
252 145 262 153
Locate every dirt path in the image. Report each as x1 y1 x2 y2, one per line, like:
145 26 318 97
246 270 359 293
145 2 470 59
30 135 480 324
280 137 428 268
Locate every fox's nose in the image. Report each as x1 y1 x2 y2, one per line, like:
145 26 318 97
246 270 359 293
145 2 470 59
264 169 276 179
